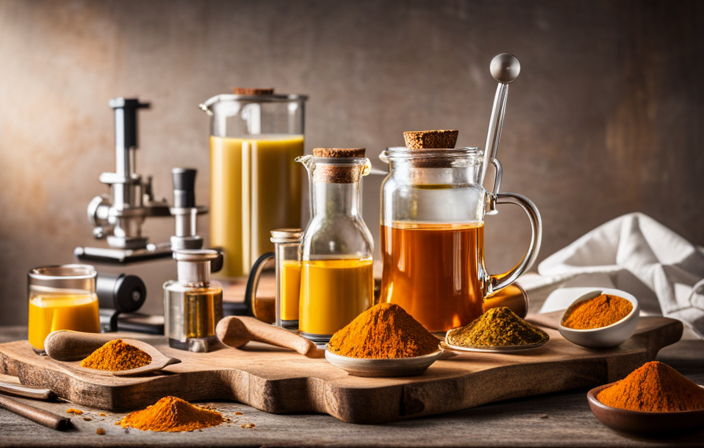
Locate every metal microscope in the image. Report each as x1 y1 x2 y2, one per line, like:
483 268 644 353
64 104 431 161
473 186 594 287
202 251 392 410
75 98 208 264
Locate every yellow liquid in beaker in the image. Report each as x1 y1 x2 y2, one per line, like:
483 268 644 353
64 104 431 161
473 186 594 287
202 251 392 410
28 294 101 350
210 135 304 278
299 258 373 336
280 260 301 322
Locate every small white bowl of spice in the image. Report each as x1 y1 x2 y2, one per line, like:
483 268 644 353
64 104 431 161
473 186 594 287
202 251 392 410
559 288 640 349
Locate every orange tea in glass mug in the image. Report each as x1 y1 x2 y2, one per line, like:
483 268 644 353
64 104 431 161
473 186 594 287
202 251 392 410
28 264 101 353
379 147 541 332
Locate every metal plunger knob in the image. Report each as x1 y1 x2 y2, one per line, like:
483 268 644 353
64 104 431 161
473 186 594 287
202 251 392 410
170 168 204 250
480 53 521 189
172 168 197 208
489 53 521 84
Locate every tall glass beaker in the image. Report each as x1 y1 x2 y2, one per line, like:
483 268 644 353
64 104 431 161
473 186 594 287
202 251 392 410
200 90 308 278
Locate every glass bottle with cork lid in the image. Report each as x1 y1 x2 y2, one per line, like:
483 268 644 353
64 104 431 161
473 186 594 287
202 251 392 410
164 249 223 352
296 148 374 342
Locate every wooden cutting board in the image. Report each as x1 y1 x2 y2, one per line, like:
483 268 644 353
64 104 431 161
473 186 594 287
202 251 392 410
0 315 682 424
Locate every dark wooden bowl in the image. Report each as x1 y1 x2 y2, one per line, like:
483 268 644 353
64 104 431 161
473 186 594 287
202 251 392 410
587 383 704 437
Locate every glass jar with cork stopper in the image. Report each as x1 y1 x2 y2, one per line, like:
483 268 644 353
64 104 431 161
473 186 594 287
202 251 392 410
379 130 541 333
296 148 374 342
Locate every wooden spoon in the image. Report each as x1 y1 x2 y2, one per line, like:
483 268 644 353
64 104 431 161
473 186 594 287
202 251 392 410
44 330 181 377
216 316 323 358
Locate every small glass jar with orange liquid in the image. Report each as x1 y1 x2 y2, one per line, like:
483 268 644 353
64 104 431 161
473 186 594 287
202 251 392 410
297 148 374 342
28 264 101 353
270 229 303 329
249 229 304 329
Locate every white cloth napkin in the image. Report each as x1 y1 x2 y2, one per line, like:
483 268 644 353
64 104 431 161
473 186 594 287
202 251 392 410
524 213 704 338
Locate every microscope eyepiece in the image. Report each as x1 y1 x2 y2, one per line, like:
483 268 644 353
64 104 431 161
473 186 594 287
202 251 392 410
172 168 197 208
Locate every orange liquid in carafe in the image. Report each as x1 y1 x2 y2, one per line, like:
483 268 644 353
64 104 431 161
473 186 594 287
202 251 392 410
299 258 374 337
210 135 304 277
380 222 486 332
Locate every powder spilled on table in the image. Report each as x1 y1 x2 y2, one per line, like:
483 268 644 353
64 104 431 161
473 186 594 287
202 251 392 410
597 361 704 412
81 339 151 371
447 307 549 347
119 396 224 432
562 294 633 329
328 303 439 358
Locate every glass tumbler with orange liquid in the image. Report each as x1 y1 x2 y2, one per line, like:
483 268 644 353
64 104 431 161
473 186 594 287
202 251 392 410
28 264 101 353
379 146 542 333
297 148 374 342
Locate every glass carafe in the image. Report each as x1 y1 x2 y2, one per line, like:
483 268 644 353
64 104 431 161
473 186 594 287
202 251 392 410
296 150 374 342
379 147 541 333
200 91 308 278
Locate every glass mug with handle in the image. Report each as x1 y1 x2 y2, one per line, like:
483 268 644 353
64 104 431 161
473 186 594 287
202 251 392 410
379 146 541 333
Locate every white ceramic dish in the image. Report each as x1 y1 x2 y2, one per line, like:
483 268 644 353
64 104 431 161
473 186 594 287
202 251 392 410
559 288 640 349
441 340 548 353
324 347 443 377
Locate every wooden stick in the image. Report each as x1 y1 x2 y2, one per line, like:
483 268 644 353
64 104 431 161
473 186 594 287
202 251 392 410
0 380 56 401
0 393 71 430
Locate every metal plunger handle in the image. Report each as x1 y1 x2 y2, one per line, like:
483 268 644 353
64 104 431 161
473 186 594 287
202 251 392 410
480 53 521 189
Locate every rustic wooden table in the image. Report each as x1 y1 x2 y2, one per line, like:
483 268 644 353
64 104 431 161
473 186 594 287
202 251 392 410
0 326 702 447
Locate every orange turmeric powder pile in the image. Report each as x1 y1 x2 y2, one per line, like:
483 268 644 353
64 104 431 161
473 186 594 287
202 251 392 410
562 294 633 329
119 396 224 432
80 339 151 371
328 303 439 358
598 361 704 412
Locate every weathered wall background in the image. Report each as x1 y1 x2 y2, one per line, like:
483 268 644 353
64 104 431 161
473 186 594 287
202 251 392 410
0 0 702 324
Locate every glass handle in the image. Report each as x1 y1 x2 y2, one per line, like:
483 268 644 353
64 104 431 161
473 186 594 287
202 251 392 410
243 252 275 320
486 192 542 295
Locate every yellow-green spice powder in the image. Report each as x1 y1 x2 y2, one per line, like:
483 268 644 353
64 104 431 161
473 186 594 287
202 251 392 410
447 307 549 347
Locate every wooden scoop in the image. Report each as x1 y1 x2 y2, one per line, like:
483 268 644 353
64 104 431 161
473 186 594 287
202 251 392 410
44 331 181 377
216 316 323 358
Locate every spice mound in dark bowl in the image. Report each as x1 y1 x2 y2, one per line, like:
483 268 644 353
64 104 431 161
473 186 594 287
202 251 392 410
587 361 704 437
597 361 704 412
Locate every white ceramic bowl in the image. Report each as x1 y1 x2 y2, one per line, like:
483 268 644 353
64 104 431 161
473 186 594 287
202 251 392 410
558 288 640 349
325 348 442 377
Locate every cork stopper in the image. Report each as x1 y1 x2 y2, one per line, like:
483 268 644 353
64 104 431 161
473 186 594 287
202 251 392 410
313 148 366 158
231 87 275 95
312 148 366 183
403 130 458 149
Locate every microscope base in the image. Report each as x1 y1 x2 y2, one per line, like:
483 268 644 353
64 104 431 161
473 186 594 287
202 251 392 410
74 243 172 264
99 310 164 334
